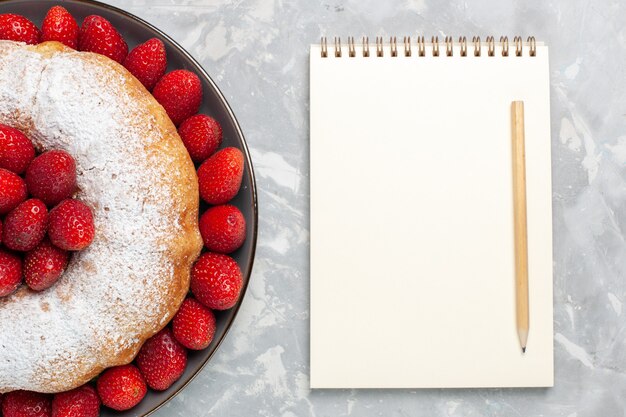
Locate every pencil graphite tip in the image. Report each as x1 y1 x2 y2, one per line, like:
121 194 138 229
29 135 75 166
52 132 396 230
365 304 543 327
522 347 526 354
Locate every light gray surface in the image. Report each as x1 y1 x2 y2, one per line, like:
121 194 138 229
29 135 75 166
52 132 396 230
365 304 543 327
102 0 625 415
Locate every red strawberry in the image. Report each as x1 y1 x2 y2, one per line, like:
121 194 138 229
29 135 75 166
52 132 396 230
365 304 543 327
0 168 27 215
136 327 187 391
26 150 77 206
199 204 246 254
2 390 51 417
51 385 100 417
123 38 167 91
78 15 128 63
41 6 79 49
197 147 244 205
96 364 146 411
172 297 217 350
3 199 48 252
0 14 41 45
0 248 22 297
48 199 95 251
152 70 202 126
24 238 68 291
178 114 223 162
0 124 35 174
190 252 243 310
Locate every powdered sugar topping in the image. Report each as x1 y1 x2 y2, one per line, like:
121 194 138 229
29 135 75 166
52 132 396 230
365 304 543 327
0 41 198 393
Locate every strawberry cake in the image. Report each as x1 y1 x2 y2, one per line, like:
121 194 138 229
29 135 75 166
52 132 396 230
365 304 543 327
0 6 248 414
0 39 203 393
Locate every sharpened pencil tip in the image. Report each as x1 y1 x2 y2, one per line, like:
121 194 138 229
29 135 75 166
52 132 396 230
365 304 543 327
522 347 526 353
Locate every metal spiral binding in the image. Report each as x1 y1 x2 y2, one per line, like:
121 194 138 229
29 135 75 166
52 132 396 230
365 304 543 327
500 36 509 56
390 36 398 57
431 36 439 56
376 37 384 57
348 36 355 57
459 36 467 56
486 36 495 56
472 36 481 56
445 36 454 56
527 36 536 56
514 36 522 56
334 37 341 57
417 36 425 56
320 36 537 58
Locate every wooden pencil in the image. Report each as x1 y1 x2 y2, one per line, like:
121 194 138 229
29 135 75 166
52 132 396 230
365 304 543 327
511 100 529 353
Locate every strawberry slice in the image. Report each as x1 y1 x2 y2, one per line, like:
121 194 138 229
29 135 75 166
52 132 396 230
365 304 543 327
124 38 167 91
178 114 223 163
136 328 188 391
199 204 246 254
24 239 69 291
172 297 216 350
0 168 27 215
41 6 79 49
0 14 41 45
0 249 22 297
0 124 35 175
96 365 146 411
2 199 48 252
197 147 244 205
48 199 95 251
191 252 243 310
152 70 202 126
25 150 77 207
78 15 128 63
2 390 51 417
52 385 100 417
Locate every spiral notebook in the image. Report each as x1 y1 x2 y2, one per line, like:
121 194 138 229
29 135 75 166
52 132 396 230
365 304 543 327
310 36 554 388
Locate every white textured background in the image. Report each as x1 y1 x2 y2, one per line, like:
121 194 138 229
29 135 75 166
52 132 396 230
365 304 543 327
101 0 625 415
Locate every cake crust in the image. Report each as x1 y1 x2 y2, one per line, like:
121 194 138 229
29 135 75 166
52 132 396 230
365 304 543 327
0 41 203 393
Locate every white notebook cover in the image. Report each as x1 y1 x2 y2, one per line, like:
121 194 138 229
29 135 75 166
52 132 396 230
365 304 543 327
310 40 553 388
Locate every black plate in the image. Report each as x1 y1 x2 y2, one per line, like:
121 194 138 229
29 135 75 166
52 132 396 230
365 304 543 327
0 0 258 415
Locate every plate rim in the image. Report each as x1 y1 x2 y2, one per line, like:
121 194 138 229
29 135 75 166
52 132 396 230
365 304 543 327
0 0 259 415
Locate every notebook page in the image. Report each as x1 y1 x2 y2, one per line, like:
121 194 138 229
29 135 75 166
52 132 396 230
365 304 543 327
310 43 553 388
